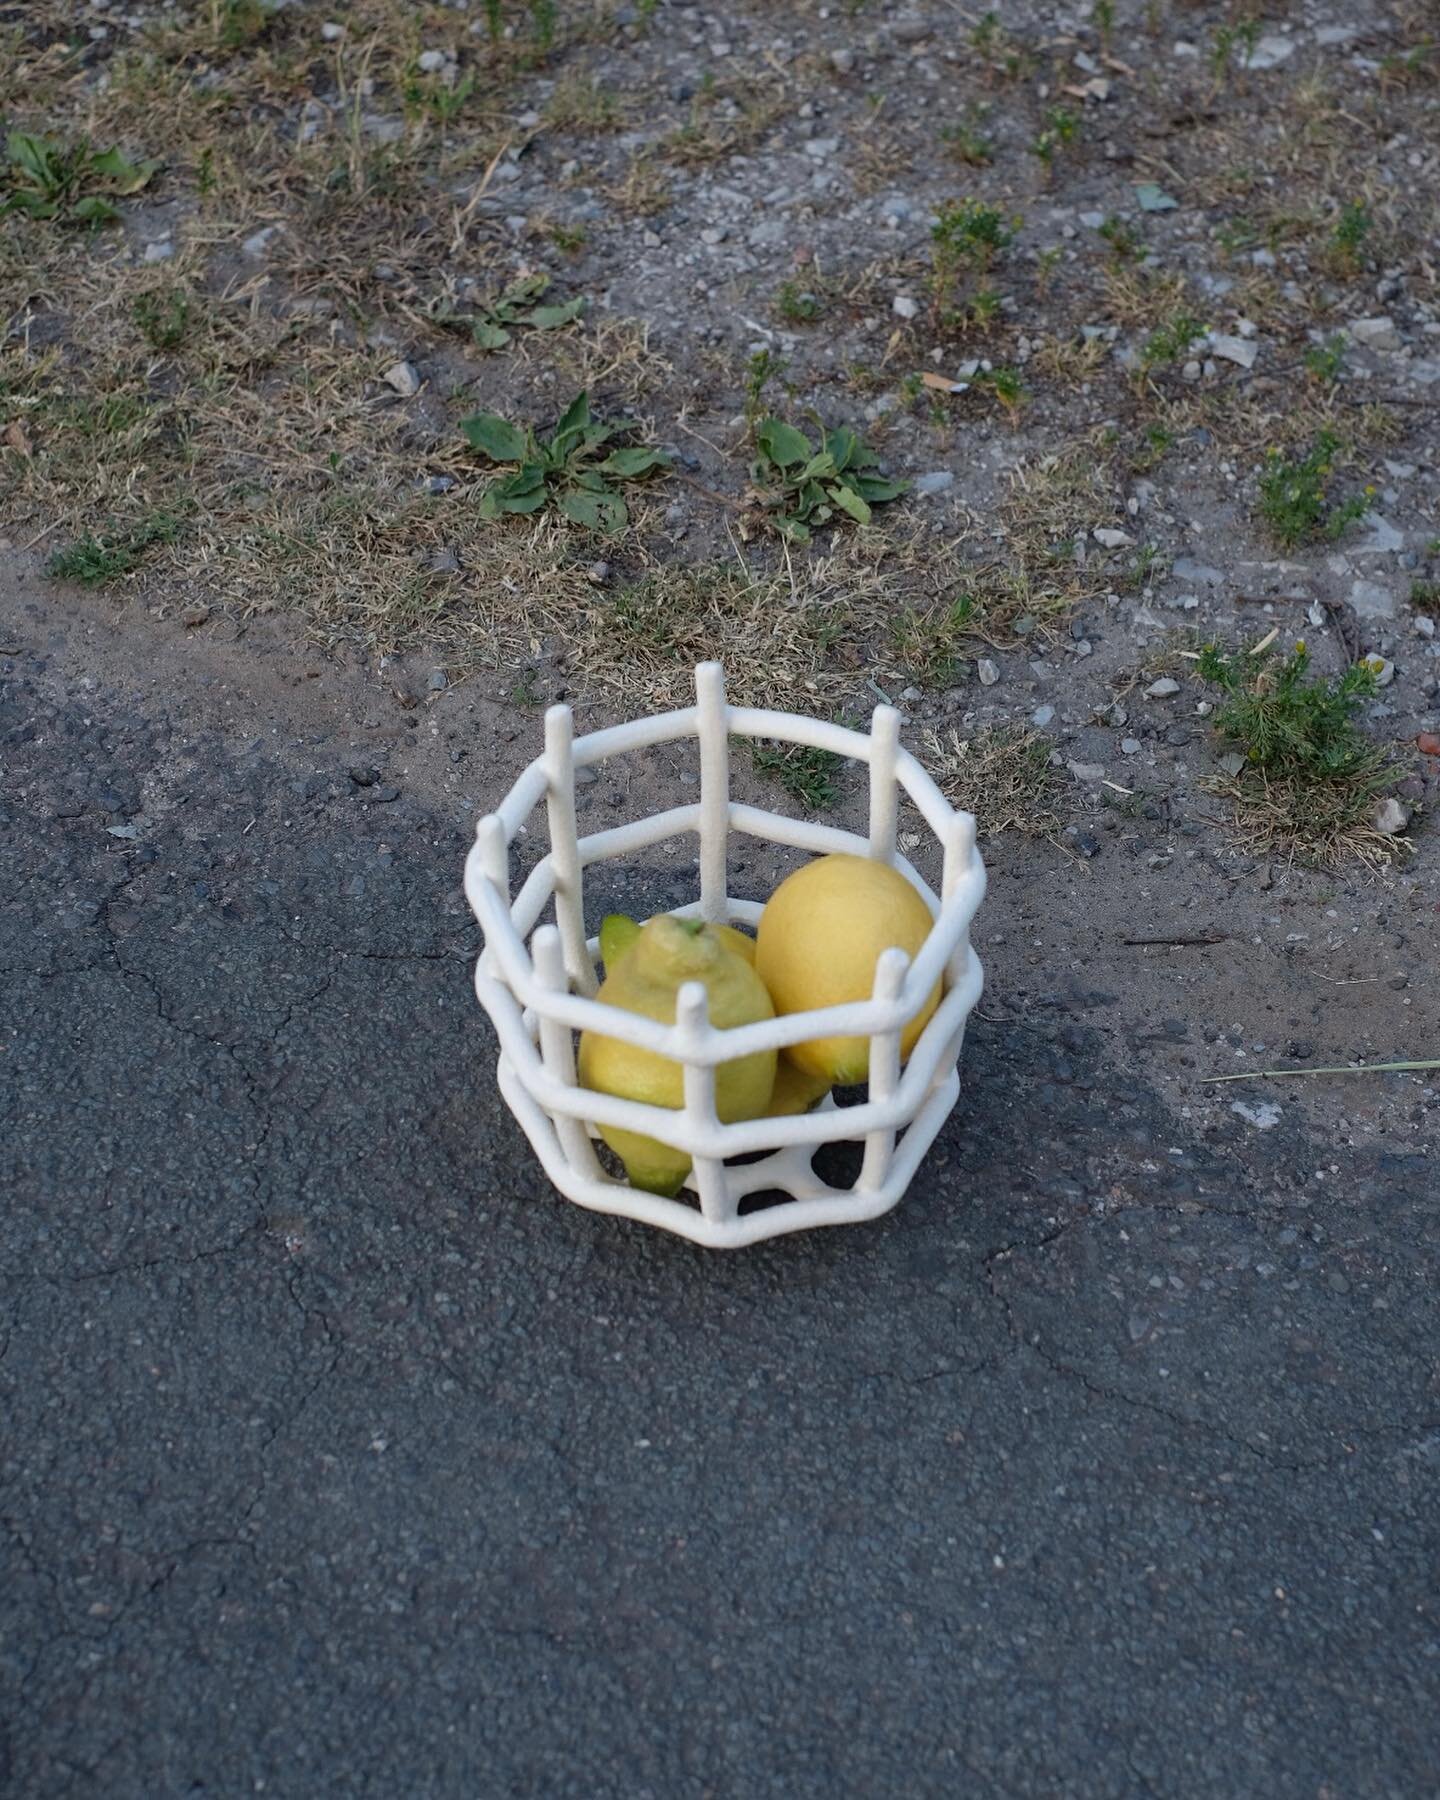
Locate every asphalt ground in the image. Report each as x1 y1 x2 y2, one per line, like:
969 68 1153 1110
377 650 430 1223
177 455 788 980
3 616 1438 1798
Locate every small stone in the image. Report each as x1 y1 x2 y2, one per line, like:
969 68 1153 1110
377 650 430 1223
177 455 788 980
1209 333 1257 369
242 225 279 258
900 685 923 703
1218 752 1247 778
1121 737 1142 755
1370 796 1409 836
369 785 401 804
803 137 840 159
142 239 174 263
1246 34 1294 69
1092 526 1134 550
1348 578 1397 621
1353 514 1405 558
700 226 727 245
1361 653 1394 687
892 16 931 42
977 658 1000 687
384 361 421 398
892 294 919 321
416 48 446 72
1031 704 1055 728
1145 677 1181 698
586 561 610 583
423 475 456 496
1066 759 1105 783
1135 183 1178 212
1417 732 1440 757
349 766 379 787
428 546 460 574
1231 1099 1283 1130
1181 359 1202 382
830 48 855 74
1172 557 1224 588
320 20 345 39
427 670 448 690
913 469 954 497
1349 316 1401 352
180 602 210 627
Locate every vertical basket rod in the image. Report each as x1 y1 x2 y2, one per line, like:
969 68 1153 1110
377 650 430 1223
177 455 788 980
677 979 730 1223
858 945 910 1194
544 704 597 996
532 924 604 1178
867 703 901 865
695 661 731 925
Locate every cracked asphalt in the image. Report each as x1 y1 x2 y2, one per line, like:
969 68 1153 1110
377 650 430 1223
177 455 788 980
3 596 1439 1798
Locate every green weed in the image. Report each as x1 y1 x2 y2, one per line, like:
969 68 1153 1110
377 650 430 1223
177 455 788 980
776 280 823 324
748 741 842 810
1198 638 1400 859
747 417 906 542
461 390 669 531
133 287 191 351
439 273 584 351
1257 432 1370 548
930 198 1018 322
1031 107 1079 174
1139 313 1205 377
3 131 158 227
1330 199 1372 266
46 512 182 585
1305 336 1346 383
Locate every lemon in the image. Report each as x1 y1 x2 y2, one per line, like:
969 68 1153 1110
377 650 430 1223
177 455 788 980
764 1054 832 1117
755 852 939 1085
713 922 757 966
599 913 754 974
579 915 776 1196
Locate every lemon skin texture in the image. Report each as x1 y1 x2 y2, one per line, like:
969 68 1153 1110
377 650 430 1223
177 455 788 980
756 853 940 1086
578 916 776 1195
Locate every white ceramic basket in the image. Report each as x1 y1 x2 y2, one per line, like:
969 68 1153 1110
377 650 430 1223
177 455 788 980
464 662 986 1248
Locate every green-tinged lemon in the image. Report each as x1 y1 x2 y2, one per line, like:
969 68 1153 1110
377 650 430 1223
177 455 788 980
579 915 777 1196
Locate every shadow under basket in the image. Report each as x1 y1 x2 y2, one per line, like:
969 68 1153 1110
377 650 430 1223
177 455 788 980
464 662 986 1248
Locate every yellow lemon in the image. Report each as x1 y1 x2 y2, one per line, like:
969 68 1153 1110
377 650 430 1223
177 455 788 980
756 852 939 1085
579 915 776 1196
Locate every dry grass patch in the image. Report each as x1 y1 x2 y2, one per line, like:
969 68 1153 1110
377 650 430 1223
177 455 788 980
573 553 860 711
1101 266 1193 330
923 724 1064 841
1203 770 1411 870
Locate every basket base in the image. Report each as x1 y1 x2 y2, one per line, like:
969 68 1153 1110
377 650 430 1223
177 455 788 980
495 1054 961 1249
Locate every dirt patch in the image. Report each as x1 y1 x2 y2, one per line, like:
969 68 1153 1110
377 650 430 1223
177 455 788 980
1 0 1437 879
